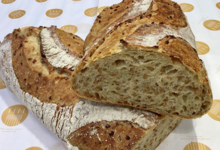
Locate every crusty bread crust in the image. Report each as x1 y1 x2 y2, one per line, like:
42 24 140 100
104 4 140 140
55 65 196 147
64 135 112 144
68 117 181 150
11 26 81 106
0 26 181 150
71 0 213 119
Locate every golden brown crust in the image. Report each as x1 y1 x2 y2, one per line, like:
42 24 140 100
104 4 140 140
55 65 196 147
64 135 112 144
0 25 183 149
158 37 201 73
84 0 135 52
56 28 84 58
67 120 146 150
84 0 187 56
11 27 82 106
0 76 6 89
72 0 212 118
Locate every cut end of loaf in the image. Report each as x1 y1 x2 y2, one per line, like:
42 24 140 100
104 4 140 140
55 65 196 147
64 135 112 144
72 38 212 119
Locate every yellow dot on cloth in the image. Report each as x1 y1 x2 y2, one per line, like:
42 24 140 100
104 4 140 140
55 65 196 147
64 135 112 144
1 0 15 4
203 19 220 31
84 7 98 17
183 142 211 150
179 3 194 12
26 147 43 150
196 41 210 55
216 2 220 9
8 10 26 19
46 9 63 18
36 0 47 2
60 25 78 34
98 6 109 14
208 100 220 121
0 77 6 89
1 105 28 126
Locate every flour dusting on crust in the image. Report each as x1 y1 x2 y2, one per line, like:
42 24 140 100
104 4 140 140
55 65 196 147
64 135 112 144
41 28 80 70
0 34 160 150
126 24 196 49
85 0 153 53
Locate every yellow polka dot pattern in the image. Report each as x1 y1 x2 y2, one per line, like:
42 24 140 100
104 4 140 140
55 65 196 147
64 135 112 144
8 10 26 19
26 147 43 150
184 142 211 150
216 2 220 9
1 105 28 126
179 3 194 12
60 25 78 34
0 1 219 150
196 41 210 55
1 0 15 4
46 9 63 18
203 20 220 31
84 7 98 17
208 100 220 121
0 77 6 89
36 0 47 2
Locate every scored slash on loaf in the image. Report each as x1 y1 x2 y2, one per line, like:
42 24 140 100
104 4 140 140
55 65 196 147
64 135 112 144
0 25 181 150
71 0 213 119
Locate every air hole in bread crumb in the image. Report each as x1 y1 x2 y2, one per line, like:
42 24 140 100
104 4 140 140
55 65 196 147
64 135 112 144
202 101 210 110
81 67 88 73
114 60 126 68
164 65 173 72
147 66 154 71
174 112 179 115
172 92 178 97
182 106 187 111
95 93 100 99
144 59 153 63
171 58 181 65
138 56 144 60
168 69 177 75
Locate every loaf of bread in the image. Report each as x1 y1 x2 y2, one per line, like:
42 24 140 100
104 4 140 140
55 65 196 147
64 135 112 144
71 0 213 119
0 26 181 150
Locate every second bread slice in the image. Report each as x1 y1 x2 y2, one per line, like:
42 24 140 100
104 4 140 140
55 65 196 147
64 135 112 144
71 0 213 119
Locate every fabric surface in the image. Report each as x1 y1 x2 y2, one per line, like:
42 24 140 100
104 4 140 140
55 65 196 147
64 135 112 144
0 0 219 149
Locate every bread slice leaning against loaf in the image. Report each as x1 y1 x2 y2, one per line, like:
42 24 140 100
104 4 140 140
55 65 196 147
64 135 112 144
0 26 181 150
71 0 213 119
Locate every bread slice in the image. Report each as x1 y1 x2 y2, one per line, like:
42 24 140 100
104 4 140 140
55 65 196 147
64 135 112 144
0 26 181 150
71 0 213 119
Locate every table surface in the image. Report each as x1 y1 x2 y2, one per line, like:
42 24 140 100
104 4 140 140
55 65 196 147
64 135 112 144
0 0 220 150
